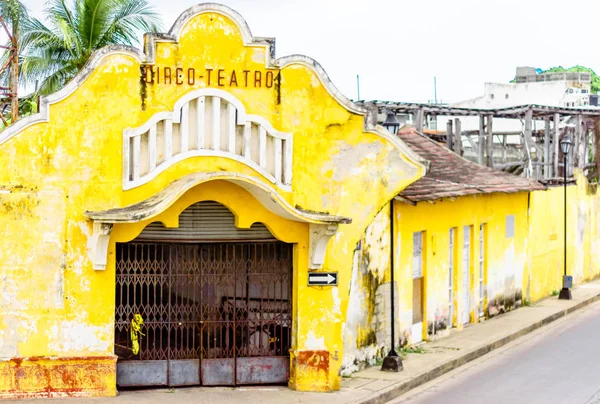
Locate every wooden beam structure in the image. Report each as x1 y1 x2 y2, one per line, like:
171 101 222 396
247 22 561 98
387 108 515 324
358 100 600 119
362 99 600 182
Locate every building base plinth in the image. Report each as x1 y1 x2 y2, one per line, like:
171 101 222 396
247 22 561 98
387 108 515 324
0 356 117 399
289 350 339 392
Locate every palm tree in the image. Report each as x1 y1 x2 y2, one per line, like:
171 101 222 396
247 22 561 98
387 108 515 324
18 0 163 97
0 0 28 123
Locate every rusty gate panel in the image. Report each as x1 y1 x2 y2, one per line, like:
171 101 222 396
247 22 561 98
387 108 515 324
115 241 292 387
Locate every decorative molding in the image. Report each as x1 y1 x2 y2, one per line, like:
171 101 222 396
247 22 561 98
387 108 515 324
308 223 339 270
86 172 351 226
91 222 113 270
123 88 292 191
0 4 428 176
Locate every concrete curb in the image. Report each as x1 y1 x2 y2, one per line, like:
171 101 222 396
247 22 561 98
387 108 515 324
357 292 600 404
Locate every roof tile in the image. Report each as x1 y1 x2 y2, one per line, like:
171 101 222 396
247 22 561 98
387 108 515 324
398 128 546 203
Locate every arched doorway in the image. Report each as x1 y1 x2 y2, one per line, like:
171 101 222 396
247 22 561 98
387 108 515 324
114 201 292 387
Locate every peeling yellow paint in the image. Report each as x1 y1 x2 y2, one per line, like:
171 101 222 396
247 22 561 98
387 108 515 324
528 171 600 302
0 4 423 396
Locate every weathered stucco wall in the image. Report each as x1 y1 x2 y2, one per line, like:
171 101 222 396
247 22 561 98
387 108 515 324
528 171 600 302
394 193 529 343
341 170 600 376
341 204 397 376
0 4 424 398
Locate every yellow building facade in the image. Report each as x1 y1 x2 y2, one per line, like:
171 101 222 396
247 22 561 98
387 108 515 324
0 4 426 398
344 130 600 363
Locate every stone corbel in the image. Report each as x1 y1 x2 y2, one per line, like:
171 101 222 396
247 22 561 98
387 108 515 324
91 222 113 270
309 223 338 270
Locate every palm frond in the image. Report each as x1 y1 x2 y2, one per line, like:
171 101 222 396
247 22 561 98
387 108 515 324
96 0 162 47
12 0 164 99
37 62 79 96
0 0 29 26
46 0 75 27
19 48 72 84
18 17 65 52
76 0 113 51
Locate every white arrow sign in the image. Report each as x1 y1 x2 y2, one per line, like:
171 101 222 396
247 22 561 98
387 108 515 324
308 272 337 286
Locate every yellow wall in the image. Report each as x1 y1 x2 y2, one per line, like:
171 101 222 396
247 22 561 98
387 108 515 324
394 193 529 343
342 169 600 370
341 191 530 366
0 4 423 397
528 171 600 302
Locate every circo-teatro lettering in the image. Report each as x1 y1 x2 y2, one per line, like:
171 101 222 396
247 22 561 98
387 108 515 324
143 66 276 88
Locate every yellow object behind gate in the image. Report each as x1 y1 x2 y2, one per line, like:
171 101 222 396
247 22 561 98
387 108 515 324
130 314 145 355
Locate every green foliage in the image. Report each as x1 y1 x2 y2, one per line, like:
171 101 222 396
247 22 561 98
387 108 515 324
400 346 426 356
0 0 28 25
16 0 164 97
551 290 559 296
542 66 600 93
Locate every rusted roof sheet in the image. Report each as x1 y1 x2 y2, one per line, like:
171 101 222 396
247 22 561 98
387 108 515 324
398 129 546 203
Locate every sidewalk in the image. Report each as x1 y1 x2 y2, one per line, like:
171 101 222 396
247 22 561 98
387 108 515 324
18 280 600 404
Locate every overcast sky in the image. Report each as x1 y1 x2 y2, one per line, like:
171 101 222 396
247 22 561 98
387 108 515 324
17 0 600 103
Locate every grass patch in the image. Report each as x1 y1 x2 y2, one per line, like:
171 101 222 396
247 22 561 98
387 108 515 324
551 290 559 296
400 345 426 356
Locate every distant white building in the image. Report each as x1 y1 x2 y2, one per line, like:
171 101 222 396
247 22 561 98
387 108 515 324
453 66 593 109
434 67 597 134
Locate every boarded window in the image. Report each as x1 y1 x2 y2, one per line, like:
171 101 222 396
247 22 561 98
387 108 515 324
506 215 515 238
413 232 423 278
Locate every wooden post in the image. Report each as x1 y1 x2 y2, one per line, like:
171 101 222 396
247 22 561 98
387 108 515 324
478 115 485 165
568 127 574 177
454 118 462 156
416 108 424 133
446 120 453 150
574 115 581 169
553 113 560 178
524 108 534 178
544 118 551 179
502 134 507 163
486 115 494 168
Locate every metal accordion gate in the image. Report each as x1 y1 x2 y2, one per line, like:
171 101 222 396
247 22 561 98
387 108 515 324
114 201 293 387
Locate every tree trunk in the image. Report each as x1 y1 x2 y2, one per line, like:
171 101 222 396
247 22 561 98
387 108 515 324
10 19 18 123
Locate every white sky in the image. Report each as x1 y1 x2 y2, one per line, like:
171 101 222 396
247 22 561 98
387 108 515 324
16 0 600 103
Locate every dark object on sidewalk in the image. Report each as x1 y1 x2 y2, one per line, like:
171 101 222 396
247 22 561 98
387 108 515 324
381 353 403 372
559 288 572 300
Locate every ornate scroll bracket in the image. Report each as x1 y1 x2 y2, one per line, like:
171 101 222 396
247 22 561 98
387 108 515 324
91 222 113 270
309 223 338 270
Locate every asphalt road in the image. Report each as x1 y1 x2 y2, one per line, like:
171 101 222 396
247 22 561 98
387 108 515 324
394 300 600 404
